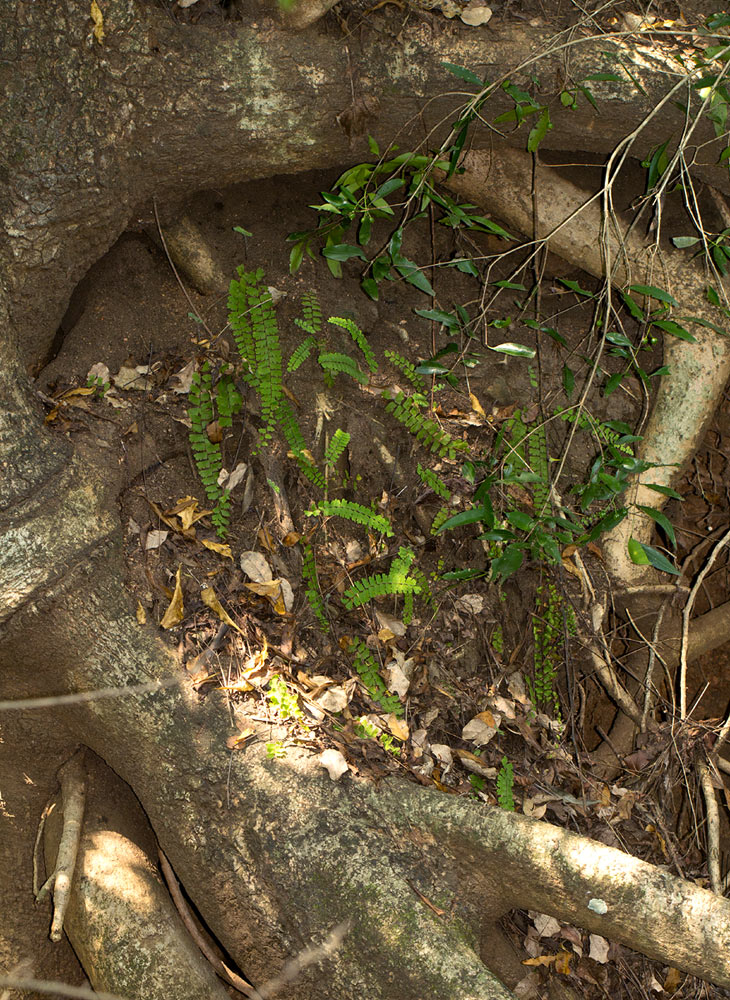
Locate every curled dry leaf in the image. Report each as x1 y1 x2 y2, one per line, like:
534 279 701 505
145 530 168 551
455 749 496 779
386 714 409 741
375 609 406 637
160 566 184 629
201 538 233 560
588 934 609 964
319 748 349 781
135 602 147 625
224 462 248 492
461 710 500 746
114 365 153 391
245 578 294 615
200 587 242 633
314 685 349 714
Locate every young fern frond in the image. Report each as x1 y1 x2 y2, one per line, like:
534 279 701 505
324 429 350 470
299 291 322 334
496 757 515 811
307 499 393 536
228 268 282 445
385 350 426 393
277 399 325 488
328 316 378 373
188 362 230 538
430 505 452 536
417 463 451 500
343 546 420 623
349 638 403 717
383 390 469 460
301 541 330 632
288 335 318 373
318 352 368 385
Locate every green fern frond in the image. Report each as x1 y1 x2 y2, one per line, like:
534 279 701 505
324 429 350 469
307 499 393 536
496 756 515 811
417 463 451 500
385 350 426 393
328 317 378 374
318 352 368 385
355 716 401 754
383 390 469 460
188 362 231 538
430 505 452 536
216 374 242 429
301 541 330 632
299 291 322 334
343 546 420 623
349 638 403 717
228 268 282 445
288 336 318 373
277 399 325 488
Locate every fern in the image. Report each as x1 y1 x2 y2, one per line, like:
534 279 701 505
430 505 452 536
417 463 451 500
496 756 515 811
188 362 230 538
355 716 400 755
228 267 282 444
298 291 322 334
385 350 426 393
277 399 325 488
307 499 393 536
383 390 469 460
301 541 329 632
318 352 368 385
216 373 242 429
349 638 403 717
324 429 350 470
343 546 420 624
288 335 318 372
328 316 378 373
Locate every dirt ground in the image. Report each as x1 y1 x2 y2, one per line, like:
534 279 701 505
4 156 730 998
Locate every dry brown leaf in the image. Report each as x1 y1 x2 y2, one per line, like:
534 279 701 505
160 566 184 628
469 392 486 417
663 968 682 993
258 527 277 552
554 950 571 975
387 714 409 741
167 496 210 530
319 749 349 781
135 602 147 625
240 551 273 583
201 587 242 633
245 579 291 615
145 529 168 551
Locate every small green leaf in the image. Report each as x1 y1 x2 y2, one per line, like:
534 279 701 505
489 342 536 358
651 319 696 343
636 505 676 548
604 372 624 396
491 544 524 582
563 365 575 396
415 308 460 329
442 61 485 87
506 509 535 531
644 483 683 500
629 284 678 307
233 225 253 237
322 244 368 262
368 135 380 155
527 107 552 152
361 277 379 300
394 258 435 296
628 538 680 575
493 279 527 291
437 504 494 533
672 236 700 248
289 241 305 273
560 277 594 297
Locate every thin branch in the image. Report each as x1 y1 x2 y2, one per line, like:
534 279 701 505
698 762 721 894
0 977 127 1000
680 525 730 719
0 676 180 712
48 751 87 942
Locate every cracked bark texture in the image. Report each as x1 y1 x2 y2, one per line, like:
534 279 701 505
4 2 730 996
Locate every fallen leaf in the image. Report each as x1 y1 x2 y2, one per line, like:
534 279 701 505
588 934 609 964
135 602 147 625
167 496 210 530
384 653 414 698
257 527 277 552
469 391 486 417
87 362 110 384
169 360 196 393
387 714 409 740
240 551 273 583
201 587 242 633
201 538 233 560
114 365 153 391
454 749 497 779
90 0 104 42
319 748 349 780
554 950 571 975
430 744 453 769
533 913 561 938
462 710 500 746
145 530 168 550
245 578 292 615
375 609 407 637
160 566 184 628
663 968 682 994
455 593 484 614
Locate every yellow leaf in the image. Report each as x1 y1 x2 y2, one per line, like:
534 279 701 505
387 714 409 741
200 587 242 632
554 950 571 975
201 538 233 560
469 392 486 417
167 496 210 530
663 968 682 993
160 566 184 628
135 601 147 625
90 0 104 42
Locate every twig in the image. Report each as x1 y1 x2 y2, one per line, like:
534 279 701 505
0 676 180 712
33 799 55 898
680 525 730 719
45 751 87 941
698 761 721 894
255 920 351 1000
158 850 262 1000
0 977 126 1000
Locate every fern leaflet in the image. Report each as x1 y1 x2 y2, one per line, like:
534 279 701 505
307 499 393 536
318 352 368 385
324 429 350 470
188 362 230 538
417 463 451 500
383 390 469 460
277 399 325 488
349 638 403 717
328 316 378 373
385 350 426 393
301 541 329 632
288 336 318 373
